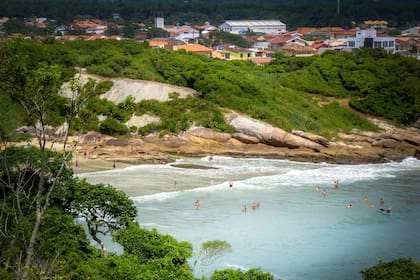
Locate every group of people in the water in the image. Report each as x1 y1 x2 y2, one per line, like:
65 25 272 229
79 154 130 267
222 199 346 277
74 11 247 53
315 180 390 213
193 180 261 213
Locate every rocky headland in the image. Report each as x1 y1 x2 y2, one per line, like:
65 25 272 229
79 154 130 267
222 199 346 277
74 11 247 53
28 74 420 167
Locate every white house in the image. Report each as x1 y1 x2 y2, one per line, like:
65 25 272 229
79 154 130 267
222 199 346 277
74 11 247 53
218 20 286 35
346 29 395 53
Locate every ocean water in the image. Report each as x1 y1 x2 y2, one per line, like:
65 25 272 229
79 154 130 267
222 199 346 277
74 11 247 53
79 156 420 280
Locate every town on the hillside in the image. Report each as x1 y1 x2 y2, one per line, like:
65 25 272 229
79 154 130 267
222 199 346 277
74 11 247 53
1 15 419 63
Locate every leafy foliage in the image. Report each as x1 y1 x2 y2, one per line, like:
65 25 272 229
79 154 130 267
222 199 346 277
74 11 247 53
268 49 420 126
361 258 420 280
210 268 274 280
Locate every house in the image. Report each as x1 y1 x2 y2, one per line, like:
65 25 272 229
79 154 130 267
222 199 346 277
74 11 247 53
218 20 286 35
395 37 420 56
363 20 388 31
346 29 395 53
280 43 317 57
269 34 309 51
148 39 169 49
298 27 357 40
249 57 272 65
173 44 213 56
213 44 253 60
401 27 420 37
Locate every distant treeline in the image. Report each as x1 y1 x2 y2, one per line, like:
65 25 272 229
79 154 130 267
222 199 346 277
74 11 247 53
1 0 419 29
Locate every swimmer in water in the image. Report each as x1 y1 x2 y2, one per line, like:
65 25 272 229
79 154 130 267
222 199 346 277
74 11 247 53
252 202 257 211
229 181 233 188
322 189 326 199
194 200 200 210
379 198 385 206
333 180 339 189
242 204 247 213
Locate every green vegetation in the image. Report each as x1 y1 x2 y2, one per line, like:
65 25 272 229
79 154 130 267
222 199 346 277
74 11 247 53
211 268 274 280
361 258 420 280
3 38 419 140
267 49 420 126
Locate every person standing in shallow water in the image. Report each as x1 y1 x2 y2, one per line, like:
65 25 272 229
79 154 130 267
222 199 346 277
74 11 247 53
322 189 326 199
242 204 247 213
380 198 385 206
194 200 200 210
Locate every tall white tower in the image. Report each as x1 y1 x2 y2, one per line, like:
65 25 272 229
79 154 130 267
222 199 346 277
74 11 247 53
155 17 164 29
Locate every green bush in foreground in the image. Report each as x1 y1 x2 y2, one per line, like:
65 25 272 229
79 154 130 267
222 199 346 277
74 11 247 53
210 268 274 280
361 258 420 280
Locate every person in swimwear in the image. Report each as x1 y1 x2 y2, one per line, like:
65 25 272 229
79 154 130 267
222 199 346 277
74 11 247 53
379 198 385 206
194 200 200 210
322 189 326 199
252 202 257 211
333 180 339 189
242 204 247 213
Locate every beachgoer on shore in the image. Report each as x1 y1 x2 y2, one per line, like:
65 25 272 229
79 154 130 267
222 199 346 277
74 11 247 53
194 200 200 210
173 180 177 188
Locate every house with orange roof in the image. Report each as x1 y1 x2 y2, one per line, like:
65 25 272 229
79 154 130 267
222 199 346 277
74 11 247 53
173 44 212 56
148 39 170 49
279 43 317 57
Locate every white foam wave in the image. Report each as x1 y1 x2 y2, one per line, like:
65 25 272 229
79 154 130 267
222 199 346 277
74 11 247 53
132 191 180 203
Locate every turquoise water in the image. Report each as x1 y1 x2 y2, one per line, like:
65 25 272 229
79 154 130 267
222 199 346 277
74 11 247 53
80 157 420 280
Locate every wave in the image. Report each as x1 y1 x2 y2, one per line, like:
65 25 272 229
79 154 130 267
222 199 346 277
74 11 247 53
132 191 181 203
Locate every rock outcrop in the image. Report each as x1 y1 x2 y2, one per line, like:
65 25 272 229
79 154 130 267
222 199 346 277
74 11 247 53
226 113 324 151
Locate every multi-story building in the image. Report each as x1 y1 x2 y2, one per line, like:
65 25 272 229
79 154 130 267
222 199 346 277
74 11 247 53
218 20 286 35
346 29 395 53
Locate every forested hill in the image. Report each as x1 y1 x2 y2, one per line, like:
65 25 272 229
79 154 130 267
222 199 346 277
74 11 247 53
1 0 420 28
1 39 419 142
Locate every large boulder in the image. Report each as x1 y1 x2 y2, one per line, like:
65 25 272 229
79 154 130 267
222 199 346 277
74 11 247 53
226 113 324 151
187 127 231 143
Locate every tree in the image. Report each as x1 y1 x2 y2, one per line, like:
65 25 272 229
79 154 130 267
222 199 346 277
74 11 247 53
361 258 420 280
0 40 99 279
68 180 137 255
113 221 194 279
210 268 274 280
193 240 232 277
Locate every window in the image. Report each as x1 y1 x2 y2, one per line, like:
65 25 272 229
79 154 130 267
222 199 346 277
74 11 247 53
389 41 394 47
240 53 243 58
383 41 388 48
348 41 355 47
374 41 381 48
